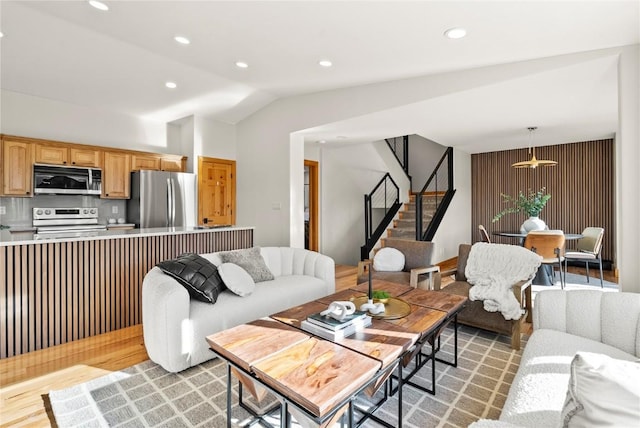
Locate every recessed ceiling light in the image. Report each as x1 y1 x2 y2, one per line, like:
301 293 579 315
88 0 109 11
444 27 467 39
319 60 332 68
317 140 327 144
0 32 3 38
174 36 190 45
336 136 347 139
235 61 249 69
165 81 177 89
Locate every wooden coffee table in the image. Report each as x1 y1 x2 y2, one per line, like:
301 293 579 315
206 282 467 428
351 280 467 394
207 318 392 428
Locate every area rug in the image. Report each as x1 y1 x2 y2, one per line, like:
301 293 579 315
49 325 525 428
532 271 618 295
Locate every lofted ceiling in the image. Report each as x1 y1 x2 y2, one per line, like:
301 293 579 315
1 1 638 153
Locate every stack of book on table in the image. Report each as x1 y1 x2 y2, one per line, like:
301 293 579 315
301 310 372 341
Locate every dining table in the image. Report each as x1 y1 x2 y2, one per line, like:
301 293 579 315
492 231 584 286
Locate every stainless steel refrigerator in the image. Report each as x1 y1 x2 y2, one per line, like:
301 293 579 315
127 171 197 228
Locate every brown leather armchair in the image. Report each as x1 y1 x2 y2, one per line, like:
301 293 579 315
435 244 532 350
357 238 440 290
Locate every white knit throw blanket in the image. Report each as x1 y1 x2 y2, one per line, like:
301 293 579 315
466 242 542 320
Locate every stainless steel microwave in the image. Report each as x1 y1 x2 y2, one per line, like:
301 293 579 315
33 164 102 195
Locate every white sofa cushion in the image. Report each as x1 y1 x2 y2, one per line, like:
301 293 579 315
373 247 405 272
561 352 640 427
533 290 640 357
218 263 255 296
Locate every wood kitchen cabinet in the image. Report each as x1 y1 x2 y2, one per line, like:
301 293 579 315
2 138 33 197
0 134 186 199
70 148 102 167
35 143 101 167
131 153 161 171
160 155 186 172
102 151 131 199
35 144 68 165
131 153 186 172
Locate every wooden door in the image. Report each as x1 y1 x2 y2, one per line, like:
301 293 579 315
305 160 319 251
198 157 235 226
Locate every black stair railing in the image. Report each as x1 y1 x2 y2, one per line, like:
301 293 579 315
361 173 402 260
416 147 456 241
385 136 410 178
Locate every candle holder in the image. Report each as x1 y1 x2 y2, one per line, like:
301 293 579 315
359 263 385 314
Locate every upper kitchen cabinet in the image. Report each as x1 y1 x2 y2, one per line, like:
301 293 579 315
131 153 186 172
35 144 68 165
0 135 187 199
2 138 33 197
102 151 131 199
131 153 161 171
70 148 102 167
160 155 186 172
35 143 102 167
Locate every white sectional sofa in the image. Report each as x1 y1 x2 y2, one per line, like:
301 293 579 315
472 289 640 428
142 247 335 373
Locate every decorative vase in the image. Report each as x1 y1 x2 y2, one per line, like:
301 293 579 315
520 216 546 234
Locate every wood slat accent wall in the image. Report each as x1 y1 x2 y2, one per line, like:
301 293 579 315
472 139 615 265
0 229 253 358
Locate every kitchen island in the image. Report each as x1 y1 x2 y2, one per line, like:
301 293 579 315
0 226 253 358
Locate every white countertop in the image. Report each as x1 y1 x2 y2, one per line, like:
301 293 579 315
0 225 254 246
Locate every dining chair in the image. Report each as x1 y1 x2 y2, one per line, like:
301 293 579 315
523 230 566 289
564 227 605 287
478 224 492 243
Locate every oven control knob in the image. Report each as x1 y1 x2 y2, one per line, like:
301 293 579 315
83 209 89 214
90 208 97 215
44 209 51 215
36 209 43 216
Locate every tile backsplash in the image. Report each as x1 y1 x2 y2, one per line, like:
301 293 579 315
0 196 126 228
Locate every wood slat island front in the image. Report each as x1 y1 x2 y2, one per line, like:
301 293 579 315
0 227 253 358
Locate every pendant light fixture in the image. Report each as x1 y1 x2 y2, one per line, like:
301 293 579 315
511 127 557 169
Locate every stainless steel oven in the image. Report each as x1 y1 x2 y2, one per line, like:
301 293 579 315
33 207 106 237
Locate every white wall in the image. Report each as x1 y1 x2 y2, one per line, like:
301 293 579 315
236 102 295 244
179 116 195 173
321 143 401 265
432 149 472 261
408 135 448 192
1 90 168 152
200 117 237 160
616 45 640 292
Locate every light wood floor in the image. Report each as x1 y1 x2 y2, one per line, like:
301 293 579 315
0 263 617 427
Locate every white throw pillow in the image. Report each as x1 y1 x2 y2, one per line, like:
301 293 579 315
561 351 640 428
373 247 405 272
218 263 255 297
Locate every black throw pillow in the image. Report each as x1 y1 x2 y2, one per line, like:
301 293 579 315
157 253 225 304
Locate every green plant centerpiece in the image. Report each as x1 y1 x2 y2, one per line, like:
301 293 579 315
372 290 390 303
492 187 551 233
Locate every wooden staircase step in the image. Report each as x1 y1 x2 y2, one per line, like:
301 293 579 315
387 229 415 238
408 192 447 203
